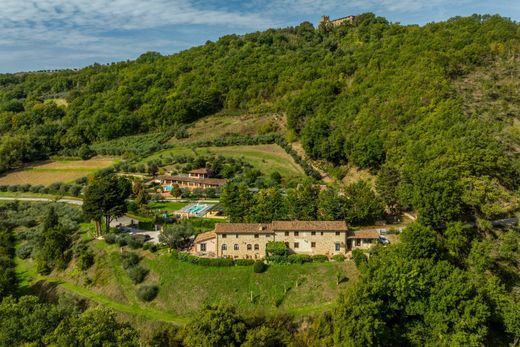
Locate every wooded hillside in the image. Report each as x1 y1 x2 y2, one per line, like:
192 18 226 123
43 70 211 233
0 13 518 226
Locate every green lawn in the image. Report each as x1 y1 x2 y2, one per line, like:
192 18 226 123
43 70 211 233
16 239 357 323
142 144 304 178
143 252 355 318
148 201 188 212
15 256 186 324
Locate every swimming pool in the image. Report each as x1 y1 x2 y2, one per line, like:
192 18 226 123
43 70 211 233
178 203 214 217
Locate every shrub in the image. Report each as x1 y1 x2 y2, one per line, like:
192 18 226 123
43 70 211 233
143 243 158 253
48 182 62 193
29 185 42 193
312 255 328 262
104 233 117 244
136 285 159 302
16 243 33 259
19 184 31 192
7 185 18 192
171 250 235 267
69 184 83 197
266 255 288 264
352 249 368 268
127 237 144 249
235 259 255 266
77 250 95 271
117 235 128 247
332 254 345 262
253 260 268 273
128 265 149 284
121 252 140 269
266 241 289 257
287 254 313 264
0 185 7 192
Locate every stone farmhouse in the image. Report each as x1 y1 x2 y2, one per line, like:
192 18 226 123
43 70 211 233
156 168 226 191
191 221 383 259
320 15 355 27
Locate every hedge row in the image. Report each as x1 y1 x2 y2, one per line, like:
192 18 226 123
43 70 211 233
0 182 84 197
267 254 333 264
190 133 280 148
171 250 255 267
274 137 322 180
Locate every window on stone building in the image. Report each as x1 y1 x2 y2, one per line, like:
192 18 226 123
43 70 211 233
294 242 299 248
311 242 316 248
234 244 239 250
236 234 239 238
335 231 340 235
311 231 316 236
222 244 227 251
254 244 259 251
285 231 289 236
222 234 227 238
247 244 252 250
294 231 299 236
321 232 324 236
200 243 206 252
254 234 259 238
335 243 340 251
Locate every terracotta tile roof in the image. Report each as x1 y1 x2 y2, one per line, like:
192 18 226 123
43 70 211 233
348 229 380 239
157 175 226 186
272 221 348 231
189 168 210 174
194 231 216 243
215 223 273 234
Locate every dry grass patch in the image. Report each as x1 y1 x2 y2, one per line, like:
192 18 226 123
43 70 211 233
0 157 117 185
169 113 285 145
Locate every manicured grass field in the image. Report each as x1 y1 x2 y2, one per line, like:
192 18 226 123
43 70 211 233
143 144 304 178
148 201 188 212
0 157 117 185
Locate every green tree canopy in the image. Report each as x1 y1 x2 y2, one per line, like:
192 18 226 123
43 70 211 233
82 174 132 235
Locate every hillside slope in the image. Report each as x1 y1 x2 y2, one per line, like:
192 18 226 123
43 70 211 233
0 13 519 226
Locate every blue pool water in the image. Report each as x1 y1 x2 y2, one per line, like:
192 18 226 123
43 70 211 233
179 203 214 217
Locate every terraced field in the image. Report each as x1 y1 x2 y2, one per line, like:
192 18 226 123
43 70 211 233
168 113 284 145
0 157 117 185
142 144 304 178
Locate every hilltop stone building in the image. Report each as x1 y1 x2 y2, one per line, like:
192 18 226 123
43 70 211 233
191 221 382 259
320 15 355 27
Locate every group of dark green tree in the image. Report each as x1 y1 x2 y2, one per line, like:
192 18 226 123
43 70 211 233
221 179 385 226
